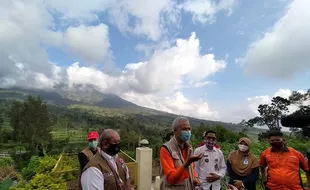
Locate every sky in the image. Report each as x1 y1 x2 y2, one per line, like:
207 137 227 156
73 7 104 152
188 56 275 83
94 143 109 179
1 0 310 126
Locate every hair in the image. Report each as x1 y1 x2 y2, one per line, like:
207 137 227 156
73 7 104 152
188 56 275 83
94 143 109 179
267 130 283 138
171 117 189 132
204 130 216 137
98 129 118 148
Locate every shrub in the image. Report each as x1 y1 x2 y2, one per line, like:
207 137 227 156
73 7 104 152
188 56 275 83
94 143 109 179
24 174 67 190
0 157 14 167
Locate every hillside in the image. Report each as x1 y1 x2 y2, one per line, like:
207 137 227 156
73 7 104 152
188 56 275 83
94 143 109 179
0 87 263 132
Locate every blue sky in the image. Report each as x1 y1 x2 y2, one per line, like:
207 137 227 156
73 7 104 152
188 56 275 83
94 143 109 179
1 0 310 123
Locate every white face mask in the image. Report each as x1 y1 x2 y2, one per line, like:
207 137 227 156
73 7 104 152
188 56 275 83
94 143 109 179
238 144 249 152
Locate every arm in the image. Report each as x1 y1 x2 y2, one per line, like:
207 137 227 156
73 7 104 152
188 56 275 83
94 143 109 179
296 151 310 187
226 160 233 175
241 167 259 184
193 148 200 178
259 152 267 182
81 167 103 190
124 165 131 190
218 151 227 178
160 147 188 184
78 152 89 171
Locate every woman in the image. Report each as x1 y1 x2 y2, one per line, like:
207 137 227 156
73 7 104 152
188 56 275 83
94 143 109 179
227 137 259 190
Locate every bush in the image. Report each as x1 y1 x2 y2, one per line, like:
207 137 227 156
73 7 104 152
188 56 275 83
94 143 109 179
21 156 40 180
24 174 67 190
21 155 57 181
0 157 14 167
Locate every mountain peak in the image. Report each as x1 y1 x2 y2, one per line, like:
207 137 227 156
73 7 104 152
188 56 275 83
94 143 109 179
0 87 137 108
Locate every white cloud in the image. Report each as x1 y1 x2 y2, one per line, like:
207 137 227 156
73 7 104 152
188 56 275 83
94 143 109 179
182 0 236 24
64 33 226 120
107 0 181 41
121 32 226 94
46 0 181 41
64 24 111 64
220 88 309 123
239 0 310 79
121 91 220 120
0 0 63 89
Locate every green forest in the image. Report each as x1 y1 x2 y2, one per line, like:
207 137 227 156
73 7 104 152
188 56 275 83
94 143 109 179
0 89 309 190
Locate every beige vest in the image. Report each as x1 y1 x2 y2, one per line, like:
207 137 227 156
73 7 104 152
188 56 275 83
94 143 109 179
80 153 127 190
160 137 195 190
82 147 96 161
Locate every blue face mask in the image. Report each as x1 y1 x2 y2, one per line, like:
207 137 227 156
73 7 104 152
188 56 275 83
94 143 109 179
180 131 191 142
88 141 98 149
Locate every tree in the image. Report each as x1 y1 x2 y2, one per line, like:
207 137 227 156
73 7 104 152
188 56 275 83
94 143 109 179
243 96 290 131
7 96 53 153
288 90 310 136
238 119 254 128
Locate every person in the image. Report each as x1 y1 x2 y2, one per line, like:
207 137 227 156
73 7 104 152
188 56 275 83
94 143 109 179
160 116 203 190
80 129 131 190
194 130 226 190
227 137 259 190
198 131 221 149
260 130 310 190
78 131 100 171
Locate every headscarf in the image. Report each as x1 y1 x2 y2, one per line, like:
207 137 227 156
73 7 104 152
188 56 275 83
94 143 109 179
227 137 260 176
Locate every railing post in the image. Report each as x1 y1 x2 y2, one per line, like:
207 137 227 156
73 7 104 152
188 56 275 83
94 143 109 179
155 176 160 190
136 147 152 190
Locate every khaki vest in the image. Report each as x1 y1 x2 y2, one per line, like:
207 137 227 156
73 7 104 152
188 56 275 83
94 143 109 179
80 152 127 190
160 137 195 190
82 147 96 161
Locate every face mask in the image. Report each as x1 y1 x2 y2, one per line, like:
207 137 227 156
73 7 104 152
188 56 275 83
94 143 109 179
270 141 284 149
107 143 121 156
238 144 249 152
88 141 98 149
180 131 191 142
205 140 215 149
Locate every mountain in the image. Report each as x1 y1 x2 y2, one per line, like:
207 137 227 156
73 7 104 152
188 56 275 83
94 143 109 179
0 87 137 108
0 87 263 132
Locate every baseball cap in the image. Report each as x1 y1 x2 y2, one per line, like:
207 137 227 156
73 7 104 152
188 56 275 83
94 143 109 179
87 131 99 140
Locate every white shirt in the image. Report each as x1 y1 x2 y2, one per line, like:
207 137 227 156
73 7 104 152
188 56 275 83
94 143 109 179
81 151 130 190
194 146 226 190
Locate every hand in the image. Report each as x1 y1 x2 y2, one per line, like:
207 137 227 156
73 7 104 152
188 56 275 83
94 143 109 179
185 149 203 167
206 173 220 182
193 177 202 186
233 180 243 189
228 184 238 190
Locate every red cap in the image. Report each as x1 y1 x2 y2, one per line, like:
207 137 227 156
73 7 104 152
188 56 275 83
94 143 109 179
87 131 99 140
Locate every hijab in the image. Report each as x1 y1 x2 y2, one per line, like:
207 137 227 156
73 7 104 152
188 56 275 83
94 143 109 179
227 137 260 176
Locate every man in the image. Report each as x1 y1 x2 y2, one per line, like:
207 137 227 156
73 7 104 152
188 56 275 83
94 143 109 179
198 131 221 149
160 116 203 190
78 131 100 171
80 129 131 190
260 130 310 190
194 130 226 190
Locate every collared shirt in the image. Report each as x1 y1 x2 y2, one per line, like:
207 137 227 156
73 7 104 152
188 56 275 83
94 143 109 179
260 146 309 190
194 145 226 190
81 151 130 190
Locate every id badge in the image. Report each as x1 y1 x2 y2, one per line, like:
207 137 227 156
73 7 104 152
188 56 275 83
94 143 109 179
243 157 248 165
